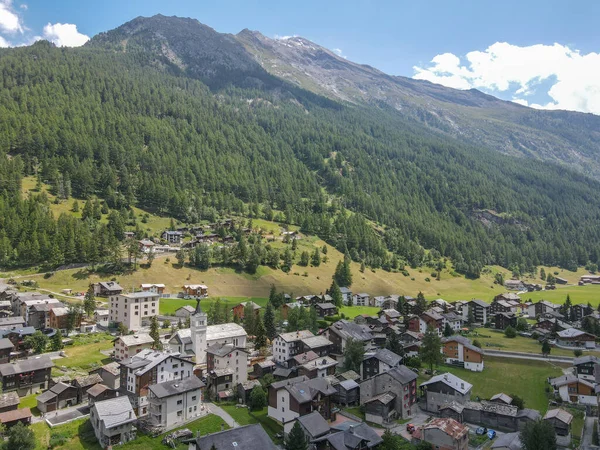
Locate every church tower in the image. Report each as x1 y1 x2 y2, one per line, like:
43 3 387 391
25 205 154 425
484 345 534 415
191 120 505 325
191 299 208 364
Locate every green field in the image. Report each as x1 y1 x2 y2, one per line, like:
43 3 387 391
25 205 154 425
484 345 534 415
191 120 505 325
31 413 227 450
340 305 380 319
220 406 283 443
521 284 600 306
421 356 564 413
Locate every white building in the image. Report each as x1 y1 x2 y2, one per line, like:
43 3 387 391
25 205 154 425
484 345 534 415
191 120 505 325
340 287 352 306
119 348 195 416
206 343 248 384
113 333 154 361
549 374 597 405
109 292 160 331
140 284 166 294
352 293 370 306
94 309 110 327
272 330 315 366
442 312 463 332
90 396 137 448
147 376 204 429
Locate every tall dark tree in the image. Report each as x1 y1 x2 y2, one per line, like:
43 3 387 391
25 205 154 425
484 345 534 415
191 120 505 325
520 420 557 450
264 302 277 340
420 326 442 372
285 421 308 450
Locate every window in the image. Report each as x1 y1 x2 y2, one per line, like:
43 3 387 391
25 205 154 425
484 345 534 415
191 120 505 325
177 411 182 416
177 400 183 405
174 372 178 377
194 406 197 411
192 396 197 401
282 407 285 412
173 364 179 368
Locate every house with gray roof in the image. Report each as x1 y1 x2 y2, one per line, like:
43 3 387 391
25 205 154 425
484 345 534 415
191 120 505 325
324 320 373 354
36 381 78 413
174 305 196 318
90 396 137 447
189 424 277 450
314 421 383 450
361 348 403 380
461 300 490 324
147 376 204 430
0 355 53 396
359 365 418 421
420 373 472 413
297 410 331 441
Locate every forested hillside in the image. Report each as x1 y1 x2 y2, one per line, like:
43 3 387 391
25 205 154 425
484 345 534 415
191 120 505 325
1 17 600 277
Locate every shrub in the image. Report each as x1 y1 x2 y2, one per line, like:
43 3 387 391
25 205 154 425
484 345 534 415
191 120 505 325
424 277 431 282
504 326 517 338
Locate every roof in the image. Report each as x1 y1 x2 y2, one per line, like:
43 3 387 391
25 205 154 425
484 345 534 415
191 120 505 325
558 328 594 338
301 335 332 348
183 284 208 289
0 317 26 328
148 376 204 398
236 301 262 310
420 372 472 395
325 422 382 450
207 323 248 341
176 305 196 313
0 338 14 350
141 283 166 288
491 432 522 450
422 418 469 440
464 400 518 417
239 379 261 391
315 302 337 310
117 333 154 347
517 408 541 421
36 389 58 403
120 349 192 376
339 379 359 390
469 299 490 308
439 401 465 414
543 408 573 425
74 373 103 388
442 336 483 354
339 287 352 294
363 348 402 367
273 367 294 378
277 330 315 343
422 309 443 321
193 424 277 450
255 359 276 369
87 384 110 397
574 355 599 366
364 392 396 405
121 292 160 299
206 343 245 357
99 361 121 376
97 281 123 291
293 351 319 365
297 411 330 438
0 355 53 376
0 392 19 409
382 365 418 384
93 396 136 429
300 356 338 371
490 393 513 404
50 307 70 317
0 408 31 423
170 328 192 345
338 370 360 381
329 320 373 342
380 309 401 318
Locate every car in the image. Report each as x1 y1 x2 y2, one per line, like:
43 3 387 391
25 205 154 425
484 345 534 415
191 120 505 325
476 427 487 435
406 424 415 433
487 429 496 439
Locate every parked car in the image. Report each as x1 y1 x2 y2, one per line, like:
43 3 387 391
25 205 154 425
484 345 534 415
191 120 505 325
406 424 415 434
487 429 496 439
476 427 487 435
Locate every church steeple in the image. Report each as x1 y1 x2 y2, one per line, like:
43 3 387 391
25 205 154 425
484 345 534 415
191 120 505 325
191 298 208 363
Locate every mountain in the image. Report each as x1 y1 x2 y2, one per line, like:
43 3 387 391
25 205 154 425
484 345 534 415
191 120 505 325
1 15 600 276
236 30 600 179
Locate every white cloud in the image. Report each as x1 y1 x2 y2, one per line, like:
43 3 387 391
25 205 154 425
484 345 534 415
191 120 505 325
332 48 347 59
19 3 27 10
0 0 23 33
274 34 297 40
413 42 600 115
0 34 9 47
42 22 89 47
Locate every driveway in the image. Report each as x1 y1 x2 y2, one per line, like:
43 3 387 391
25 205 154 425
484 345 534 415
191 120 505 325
205 403 239 428
42 405 90 426
390 409 430 440
581 416 599 450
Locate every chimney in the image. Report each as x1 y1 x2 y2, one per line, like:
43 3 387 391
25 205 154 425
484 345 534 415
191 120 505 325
128 411 132 419
348 425 354 434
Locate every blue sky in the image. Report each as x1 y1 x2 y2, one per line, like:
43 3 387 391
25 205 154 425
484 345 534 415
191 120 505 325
3 0 600 114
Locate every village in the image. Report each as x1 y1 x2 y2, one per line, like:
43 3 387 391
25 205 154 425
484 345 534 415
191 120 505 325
0 253 598 450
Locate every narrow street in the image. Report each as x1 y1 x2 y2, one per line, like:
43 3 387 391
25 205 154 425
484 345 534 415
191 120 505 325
205 403 240 428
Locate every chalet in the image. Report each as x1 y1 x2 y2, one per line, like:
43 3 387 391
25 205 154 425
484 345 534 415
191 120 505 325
36 382 78 413
161 230 183 244
196 233 218 244
400 331 423 344
337 370 361 383
438 401 465 423
181 284 208 298
273 330 315 366
543 408 573 437
363 392 397 425
147 376 204 429
0 355 53 396
93 281 123 297
549 374 596 405
334 379 360 406
340 287 352 305
527 300 561 318
26 299 65 329
89 362 121 390
414 418 468 450
297 295 333 306
140 284 166 294
138 239 155 254
490 432 522 450
296 410 331 442
442 312 462 333
93 309 109 326
281 302 303 319
462 300 490 325
494 293 521 304
581 274 600 284
555 277 568 285
359 365 418 421
273 367 296 380
205 343 248 397
316 421 383 450
403 341 421 357
494 312 517 330
253 359 276 378
174 305 196 318
569 304 589 322
490 298 520 314
267 375 337 432
189 424 277 450
421 309 444 335
87 384 117 405
74 373 104 404
534 317 569 333
361 348 402 380
324 320 373 354
504 279 524 291
113 333 154 362
49 307 77 333
0 408 32 428
420 373 472 413
442 336 484 372
314 303 337 318
232 301 261 320
379 309 401 324
90 397 137 448
490 393 513 405
238 379 261 405
557 328 596 348
298 356 338 379
300 335 333 357
0 338 13 364
572 355 598 381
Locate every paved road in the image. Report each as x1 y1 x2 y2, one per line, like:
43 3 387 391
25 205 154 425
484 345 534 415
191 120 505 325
206 403 239 428
37 405 90 426
581 416 599 450
484 349 574 363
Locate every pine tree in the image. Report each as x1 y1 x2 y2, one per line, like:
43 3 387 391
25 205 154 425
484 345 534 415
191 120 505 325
264 302 277 340
542 340 551 356
51 330 64 351
254 316 267 350
415 292 427 315
300 251 309 266
311 248 321 266
6 422 35 450
285 420 308 450
83 285 96 318
520 419 557 450
329 280 343 308
150 315 162 349
243 302 256 335
443 322 454 337
420 326 442 372
72 200 80 212
342 338 365 373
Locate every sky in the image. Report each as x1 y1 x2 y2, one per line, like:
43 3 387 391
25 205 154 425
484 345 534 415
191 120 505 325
2 0 600 114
